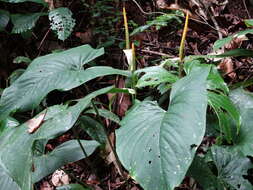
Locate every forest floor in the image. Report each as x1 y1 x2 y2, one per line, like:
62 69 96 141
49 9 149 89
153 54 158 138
1 0 253 189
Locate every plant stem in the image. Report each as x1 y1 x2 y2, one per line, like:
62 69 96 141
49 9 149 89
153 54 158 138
131 43 137 101
178 11 189 78
91 100 125 178
73 128 89 157
123 7 130 49
72 127 97 177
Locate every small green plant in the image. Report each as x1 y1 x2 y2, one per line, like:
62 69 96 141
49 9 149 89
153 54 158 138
0 0 75 40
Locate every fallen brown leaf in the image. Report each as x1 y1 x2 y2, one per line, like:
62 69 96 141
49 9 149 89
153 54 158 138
27 112 46 134
225 34 248 50
218 58 236 78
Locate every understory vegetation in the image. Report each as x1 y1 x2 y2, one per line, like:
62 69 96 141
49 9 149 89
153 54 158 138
1 0 253 190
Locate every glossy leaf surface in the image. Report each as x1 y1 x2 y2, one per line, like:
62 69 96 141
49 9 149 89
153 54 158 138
116 67 209 190
33 140 99 182
0 45 130 120
0 86 113 190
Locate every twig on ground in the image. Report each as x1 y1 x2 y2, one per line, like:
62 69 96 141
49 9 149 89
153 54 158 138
140 49 174 57
38 28 51 50
243 0 251 19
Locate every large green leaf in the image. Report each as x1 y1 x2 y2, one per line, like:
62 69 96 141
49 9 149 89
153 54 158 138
0 116 19 137
184 60 228 94
230 88 253 156
208 92 241 142
0 45 130 120
187 156 223 190
11 12 46 33
188 146 253 190
0 165 20 190
49 7 75 41
33 140 99 182
0 86 113 190
211 146 253 190
116 67 209 190
79 116 107 144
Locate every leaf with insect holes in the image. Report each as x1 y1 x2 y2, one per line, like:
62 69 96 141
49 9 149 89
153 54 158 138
49 7 75 41
116 66 210 190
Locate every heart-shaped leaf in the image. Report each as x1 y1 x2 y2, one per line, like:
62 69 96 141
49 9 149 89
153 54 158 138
116 67 209 190
0 45 130 120
0 86 113 190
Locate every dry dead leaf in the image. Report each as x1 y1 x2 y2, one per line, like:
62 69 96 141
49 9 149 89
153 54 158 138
27 112 46 134
51 169 70 187
225 34 248 50
218 58 236 78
